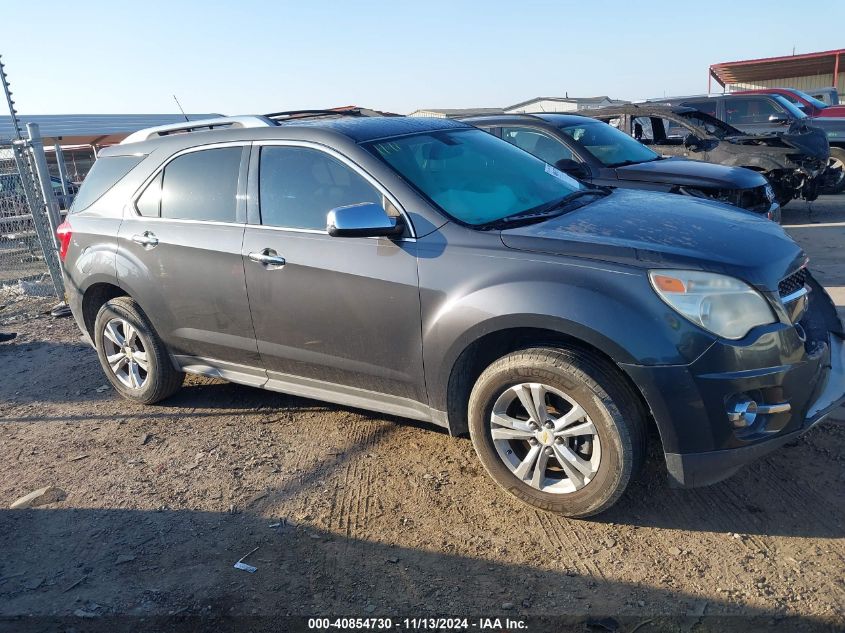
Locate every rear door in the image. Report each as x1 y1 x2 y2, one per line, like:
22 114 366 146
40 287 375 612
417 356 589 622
117 143 263 381
241 142 426 411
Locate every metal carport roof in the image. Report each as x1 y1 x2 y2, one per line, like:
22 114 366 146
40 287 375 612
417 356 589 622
709 49 844 89
0 113 220 146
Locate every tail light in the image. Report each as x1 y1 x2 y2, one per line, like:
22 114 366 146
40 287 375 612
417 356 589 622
56 220 72 262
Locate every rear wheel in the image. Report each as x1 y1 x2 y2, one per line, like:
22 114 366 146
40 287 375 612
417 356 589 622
94 296 183 404
468 347 646 517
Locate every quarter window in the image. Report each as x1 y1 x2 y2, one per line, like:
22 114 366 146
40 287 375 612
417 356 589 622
259 146 383 230
70 155 144 214
160 147 242 222
136 172 162 217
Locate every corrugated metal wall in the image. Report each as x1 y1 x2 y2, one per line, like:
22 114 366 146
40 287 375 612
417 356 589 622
727 72 845 92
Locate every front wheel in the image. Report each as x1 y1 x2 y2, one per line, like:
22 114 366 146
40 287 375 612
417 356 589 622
468 347 646 517
821 147 845 195
94 296 183 404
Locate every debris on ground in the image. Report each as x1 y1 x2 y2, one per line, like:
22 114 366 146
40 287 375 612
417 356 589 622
233 546 259 573
10 486 66 509
14 279 55 298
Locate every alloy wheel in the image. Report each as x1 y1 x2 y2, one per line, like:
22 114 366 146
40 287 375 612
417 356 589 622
101 318 149 390
490 382 601 494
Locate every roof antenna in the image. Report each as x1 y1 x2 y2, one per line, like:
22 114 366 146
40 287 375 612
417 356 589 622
173 95 189 122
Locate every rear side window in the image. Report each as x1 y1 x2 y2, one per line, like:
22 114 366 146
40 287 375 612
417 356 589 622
160 147 242 222
70 155 144 213
258 146 382 230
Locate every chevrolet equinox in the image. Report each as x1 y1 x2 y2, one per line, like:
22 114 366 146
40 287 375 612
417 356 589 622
58 113 845 517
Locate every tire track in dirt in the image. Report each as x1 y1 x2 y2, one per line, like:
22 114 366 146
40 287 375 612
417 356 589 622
532 511 601 579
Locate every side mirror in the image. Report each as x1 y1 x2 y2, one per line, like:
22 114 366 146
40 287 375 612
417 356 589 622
683 133 702 149
554 159 590 179
327 202 404 238
768 113 789 124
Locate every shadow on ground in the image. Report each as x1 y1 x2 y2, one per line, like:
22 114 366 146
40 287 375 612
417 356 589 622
0 505 836 633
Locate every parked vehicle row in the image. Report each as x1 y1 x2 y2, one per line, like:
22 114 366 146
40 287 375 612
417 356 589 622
582 104 831 205
735 87 845 118
58 111 845 517
463 112 780 221
647 92 845 195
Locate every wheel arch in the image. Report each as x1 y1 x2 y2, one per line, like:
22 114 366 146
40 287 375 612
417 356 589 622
81 282 128 340
441 320 652 439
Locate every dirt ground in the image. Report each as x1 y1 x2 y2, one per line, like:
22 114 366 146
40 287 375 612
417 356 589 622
1 197 844 633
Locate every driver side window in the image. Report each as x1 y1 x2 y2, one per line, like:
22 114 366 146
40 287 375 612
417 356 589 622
258 146 389 230
725 98 782 125
501 127 574 166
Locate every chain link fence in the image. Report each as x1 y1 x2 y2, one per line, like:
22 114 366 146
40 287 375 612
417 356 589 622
0 143 44 285
0 134 65 298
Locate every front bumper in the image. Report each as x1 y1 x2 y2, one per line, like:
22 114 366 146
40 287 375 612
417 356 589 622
622 329 845 488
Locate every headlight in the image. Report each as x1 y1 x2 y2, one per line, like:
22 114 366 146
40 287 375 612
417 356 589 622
649 270 776 340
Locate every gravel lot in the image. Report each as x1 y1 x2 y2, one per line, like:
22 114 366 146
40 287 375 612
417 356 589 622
1 196 843 633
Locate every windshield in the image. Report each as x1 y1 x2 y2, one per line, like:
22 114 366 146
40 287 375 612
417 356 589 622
364 128 583 226
557 119 659 167
786 89 828 110
770 94 808 119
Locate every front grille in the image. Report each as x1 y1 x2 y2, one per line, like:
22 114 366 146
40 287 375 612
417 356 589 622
779 268 808 298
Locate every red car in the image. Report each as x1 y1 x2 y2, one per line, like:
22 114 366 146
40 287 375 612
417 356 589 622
735 88 845 118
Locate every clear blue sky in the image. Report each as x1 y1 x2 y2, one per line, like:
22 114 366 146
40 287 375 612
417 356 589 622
3 0 844 115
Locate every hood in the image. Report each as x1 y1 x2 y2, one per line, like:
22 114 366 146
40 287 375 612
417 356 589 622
615 157 766 189
500 189 804 291
726 122 830 160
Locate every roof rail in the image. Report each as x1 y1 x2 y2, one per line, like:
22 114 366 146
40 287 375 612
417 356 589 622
120 115 275 145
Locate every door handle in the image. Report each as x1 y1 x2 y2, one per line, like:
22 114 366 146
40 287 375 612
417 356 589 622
248 250 286 268
132 231 159 248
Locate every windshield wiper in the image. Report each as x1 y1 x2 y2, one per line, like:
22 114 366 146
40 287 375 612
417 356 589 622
606 156 661 168
474 189 608 230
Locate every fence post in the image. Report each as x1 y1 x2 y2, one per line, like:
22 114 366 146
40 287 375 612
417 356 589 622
54 143 72 198
9 140 65 297
27 123 62 246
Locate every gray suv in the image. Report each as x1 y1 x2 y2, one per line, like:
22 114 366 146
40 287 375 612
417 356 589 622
58 113 845 517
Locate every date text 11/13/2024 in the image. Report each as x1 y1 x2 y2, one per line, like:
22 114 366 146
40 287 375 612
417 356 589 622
307 617 528 630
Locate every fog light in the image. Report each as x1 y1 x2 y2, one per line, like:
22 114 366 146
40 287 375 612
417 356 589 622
727 396 758 428
726 395 792 429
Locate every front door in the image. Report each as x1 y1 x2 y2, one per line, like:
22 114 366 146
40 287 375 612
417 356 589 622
241 143 426 410
117 144 262 378
723 96 788 135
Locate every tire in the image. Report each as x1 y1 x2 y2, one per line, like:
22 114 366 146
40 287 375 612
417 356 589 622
93 296 183 404
468 347 646 518
821 147 845 195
